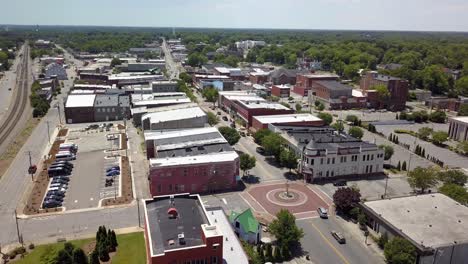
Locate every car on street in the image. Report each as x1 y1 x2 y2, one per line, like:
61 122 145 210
217 111 222 115
317 207 328 218
240 131 246 137
222 116 228 121
106 170 120 177
331 231 346 244
51 161 74 168
256 147 265 155
333 180 347 186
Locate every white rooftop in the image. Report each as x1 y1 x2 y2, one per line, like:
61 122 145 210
352 89 365 97
274 84 290 89
73 84 112 90
194 74 230 79
303 73 339 78
450 116 468 123
238 100 290 110
150 151 238 167
206 209 249 264
142 107 206 124
65 94 96 108
363 193 468 248
145 127 219 141
133 98 191 107
254 113 322 124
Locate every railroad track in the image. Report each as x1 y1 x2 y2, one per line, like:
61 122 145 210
0 44 30 145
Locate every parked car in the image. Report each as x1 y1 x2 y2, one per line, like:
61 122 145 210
217 111 222 115
43 200 62 208
331 231 346 244
107 134 118 140
333 180 347 187
51 161 74 168
222 116 228 121
52 178 69 184
106 170 120 177
256 147 265 155
106 166 120 173
50 183 68 189
317 207 328 218
45 195 64 202
47 190 65 197
52 176 70 182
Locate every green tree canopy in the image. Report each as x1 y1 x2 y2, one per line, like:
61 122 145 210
429 110 446 123
240 153 256 176
269 209 304 260
421 65 449 95
431 131 448 145
318 112 333 125
218 126 240 145
331 122 344 132
372 84 390 100
438 170 468 186
407 167 439 193
261 133 284 160
72 248 89 264
333 187 361 214
207 112 219 126
439 183 468 205
384 237 417 264
110 57 122 67
253 128 273 144
348 126 364 139
458 104 468 116
279 149 298 172
417 127 433 140
378 145 394 160
455 76 468 96
202 87 219 105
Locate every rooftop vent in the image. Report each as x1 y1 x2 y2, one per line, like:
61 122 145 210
178 233 186 245
168 239 175 246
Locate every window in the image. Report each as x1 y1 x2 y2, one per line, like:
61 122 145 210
192 184 197 191
97 108 101 112
175 184 179 192
311 159 314 165
169 184 173 191
180 185 185 191
371 155 374 160
332 158 335 164
331 171 334 177
321 158 324 165
327 158 330 164
326 171 329 177
212 257 218 264
157 184 161 193
363 155 365 161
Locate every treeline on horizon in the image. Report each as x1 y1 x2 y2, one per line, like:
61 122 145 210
1 25 468 96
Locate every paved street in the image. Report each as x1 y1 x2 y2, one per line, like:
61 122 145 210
298 217 384 264
0 45 26 120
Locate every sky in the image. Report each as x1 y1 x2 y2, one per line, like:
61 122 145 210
1 0 468 32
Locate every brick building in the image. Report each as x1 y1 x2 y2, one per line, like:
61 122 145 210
269 68 308 85
271 84 291 98
251 113 324 131
144 194 223 264
310 80 367 110
145 127 240 195
360 71 408 111
141 106 207 131
249 71 270 84
293 73 339 96
64 94 96 123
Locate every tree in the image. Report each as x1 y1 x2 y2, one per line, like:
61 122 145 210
318 112 333 125
429 110 446 123
279 149 298 172
89 250 99 264
455 76 468 96
187 52 208 67
218 126 240 145
346 115 359 126
438 170 468 186
417 127 433 140
72 248 88 264
316 102 325 111
331 122 344 132
98 242 110 262
110 57 122 67
431 131 448 145
439 183 468 205
202 87 219 106
402 161 407 171
333 187 361 214
56 249 73 264
457 141 468 154
378 145 394 160
295 103 302 112
397 161 401 170
348 126 364 139
269 209 304 260
458 104 468 116
421 65 449 95
373 84 390 106
261 133 284 160
207 112 219 126
253 129 272 144
179 72 192 84
242 242 262 264
384 237 417 264
240 154 256 176
407 167 439 193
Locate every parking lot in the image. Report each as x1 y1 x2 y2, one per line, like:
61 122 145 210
43 123 123 210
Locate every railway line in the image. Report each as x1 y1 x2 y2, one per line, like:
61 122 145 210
0 44 30 146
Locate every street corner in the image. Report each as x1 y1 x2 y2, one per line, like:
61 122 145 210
245 182 330 220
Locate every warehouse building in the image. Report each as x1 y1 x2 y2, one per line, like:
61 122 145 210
141 106 207 131
151 81 178 93
360 193 468 264
64 94 130 123
131 103 198 127
251 113 324 131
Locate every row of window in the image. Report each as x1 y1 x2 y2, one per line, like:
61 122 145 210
315 164 379 177
181 256 218 264
157 183 189 193
304 153 382 166
96 107 116 113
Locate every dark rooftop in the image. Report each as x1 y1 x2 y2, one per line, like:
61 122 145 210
145 194 209 256
315 80 353 91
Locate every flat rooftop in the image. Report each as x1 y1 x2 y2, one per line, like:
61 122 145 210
254 113 322 124
450 116 468 124
206 208 249 264
150 151 238 167
238 100 290 110
363 193 468 248
65 94 96 108
133 98 191 107
303 73 339 79
315 80 353 91
145 194 209 256
142 107 206 124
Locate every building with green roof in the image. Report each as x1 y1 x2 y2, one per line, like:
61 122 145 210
229 208 261 244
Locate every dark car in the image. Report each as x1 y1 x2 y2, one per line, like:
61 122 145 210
51 161 74 168
52 176 70 182
106 170 120 177
222 116 228 121
331 231 346 244
45 195 64 202
43 200 62 208
333 180 347 187
47 190 65 197
256 147 265 155
106 166 120 173
52 178 69 184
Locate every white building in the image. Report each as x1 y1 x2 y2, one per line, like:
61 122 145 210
448 116 468 141
360 193 468 264
141 106 207 131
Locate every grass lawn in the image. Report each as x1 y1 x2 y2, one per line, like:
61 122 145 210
14 232 146 264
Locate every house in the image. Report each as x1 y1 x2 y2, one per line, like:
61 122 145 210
359 193 468 264
269 68 306 85
45 63 68 80
229 209 261 244
64 94 96 123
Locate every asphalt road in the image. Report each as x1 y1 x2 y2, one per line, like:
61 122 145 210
298 217 384 264
161 38 184 79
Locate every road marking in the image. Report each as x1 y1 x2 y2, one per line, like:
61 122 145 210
74 200 78 203
222 198 227 205
310 221 350 264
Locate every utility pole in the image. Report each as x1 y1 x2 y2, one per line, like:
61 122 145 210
383 174 389 198
137 198 141 227
14 210 22 246
56 102 62 125
46 120 51 144
27 151 33 181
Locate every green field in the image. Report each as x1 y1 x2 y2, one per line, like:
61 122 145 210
14 232 146 264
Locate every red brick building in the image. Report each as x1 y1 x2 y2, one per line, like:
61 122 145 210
251 113 324 131
293 73 339 96
144 194 224 264
271 84 291 98
249 71 269 84
145 127 240 196
311 81 367 110
360 71 408 111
